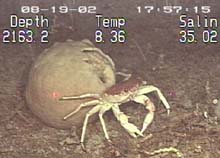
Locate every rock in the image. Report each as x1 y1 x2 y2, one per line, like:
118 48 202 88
25 39 115 129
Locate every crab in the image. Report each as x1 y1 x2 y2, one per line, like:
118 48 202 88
59 76 170 148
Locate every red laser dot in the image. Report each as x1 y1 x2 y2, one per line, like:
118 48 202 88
51 92 61 99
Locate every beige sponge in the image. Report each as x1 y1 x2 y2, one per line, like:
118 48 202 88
26 39 115 129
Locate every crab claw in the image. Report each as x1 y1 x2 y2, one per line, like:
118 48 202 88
112 105 143 138
123 123 144 137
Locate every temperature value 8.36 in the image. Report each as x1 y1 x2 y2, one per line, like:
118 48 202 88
95 29 126 43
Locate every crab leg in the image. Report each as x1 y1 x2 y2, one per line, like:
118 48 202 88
137 85 170 115
62 100 100 120
98 103 113 141
133 95 155 133
112 104 143 137
80 105 102 149
60 93 101 100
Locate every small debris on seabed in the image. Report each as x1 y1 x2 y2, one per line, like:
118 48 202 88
203 111 208 118
139 133 153 143
140 147 184 158
213 98 220 117
213 99 218 105
59 137 78 146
